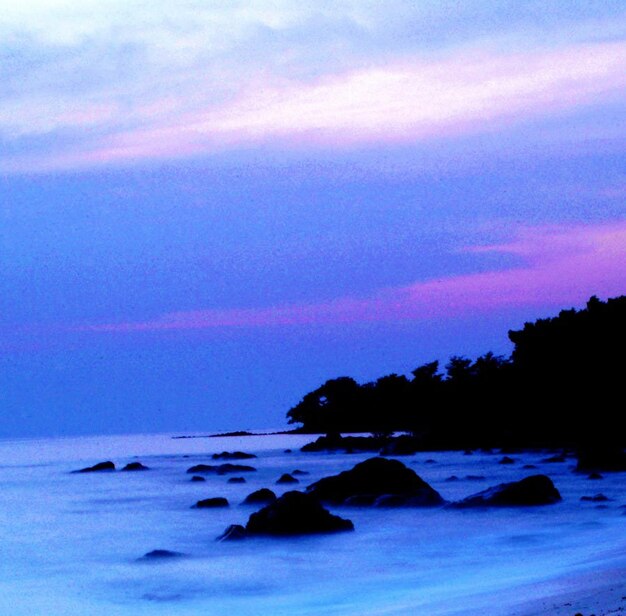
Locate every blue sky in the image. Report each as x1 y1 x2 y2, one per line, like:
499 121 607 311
1 2 625 436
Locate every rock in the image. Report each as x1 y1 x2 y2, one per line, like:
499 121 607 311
445 475 460 482
291 469 309 476
212 451 257 460
122 462 149 471
217 524 247 541
140 549 184 560
452 475 562 508
522 464 538 470
190 475 206 482
307 457 444 507
193 497 229 508
424 459 437 464
242 488 277 505
72 461 116 473
588 472 603 480
541 454 566 463
186 463 256 475
284 449 292 454
245 491 354 536
580 494 610 502
228 476 246 484
276 473 299 485
463 450 474 456
498 456 516 465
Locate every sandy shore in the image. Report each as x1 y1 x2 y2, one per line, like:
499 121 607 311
508 563 626 616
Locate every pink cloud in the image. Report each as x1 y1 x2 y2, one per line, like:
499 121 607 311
78 220 626 333
4 40 625 173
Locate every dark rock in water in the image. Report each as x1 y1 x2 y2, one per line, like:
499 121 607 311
193 497 229 508
463 450 474 456
522 464 538 470
588 472 603 480
217 524 247 541
228 477 246 484
140 549 184 560
498 456 516 465
122 462 149 471
301 433 383 453
276 473 299 485
445 475 460 482
452 475 561 508
212 451 257 460
580 494 610 502
190 475 206 482
186 463 256 475
307 457 444 507
291 469 309 476
245 491 354 536
576 448 626 472
541 454 566 463
284 449 293 454
466 475 486 481
242 488 276 505
424 459 437 464
73 461 116 473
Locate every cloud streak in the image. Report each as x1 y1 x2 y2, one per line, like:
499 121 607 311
1 2 625 173
77 221 626 333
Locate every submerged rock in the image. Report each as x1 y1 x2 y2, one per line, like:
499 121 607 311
307 457 443 507
276 473 299 485
242 488 276 505
451 475 561 508
212 451 257 460
588 472 603 480
122 462 149 471
498 456 516 465
72 461 116 473
217 524 247 541
140 549 184 560
245 491 354 536
580 494 610 502
193 497 229 508
291 469 309 476
186 463 256 475
228 476 246 484
190 475 206 482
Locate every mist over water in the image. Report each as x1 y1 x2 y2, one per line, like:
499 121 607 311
0 432 624 615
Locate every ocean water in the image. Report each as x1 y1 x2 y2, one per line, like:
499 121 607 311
0 432 624 615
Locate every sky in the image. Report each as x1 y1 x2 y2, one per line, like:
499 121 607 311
1 1 625 437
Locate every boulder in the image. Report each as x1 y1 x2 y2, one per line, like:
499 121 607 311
452 475 561 508
588 472 603 480
122 462 149 471
276 473 299 485
228 477 246 484
245 491 354 536
212 451 257 460
307 457 443 507
242 488 276 505
186 463 256 475
193 497 229 508
291 469 309 476
72 461 115 473
190 475 206 482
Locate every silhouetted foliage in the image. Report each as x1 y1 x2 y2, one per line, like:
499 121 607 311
286 295 626 452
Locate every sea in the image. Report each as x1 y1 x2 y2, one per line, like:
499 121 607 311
0 431 624 615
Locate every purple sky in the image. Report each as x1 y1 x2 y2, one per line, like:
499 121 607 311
1 2 625 437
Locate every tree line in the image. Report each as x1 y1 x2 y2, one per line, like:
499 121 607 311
286 295 626 450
